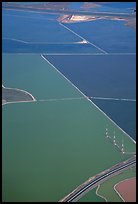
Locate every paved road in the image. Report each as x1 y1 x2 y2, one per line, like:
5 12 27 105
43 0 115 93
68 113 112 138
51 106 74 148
59 157 136 202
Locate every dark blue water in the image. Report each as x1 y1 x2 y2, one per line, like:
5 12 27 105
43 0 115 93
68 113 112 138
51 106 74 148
45 55 136 140
2 39 102 53
92 99 136 140
69 2 84 11
2 5 136 54
45 55 136 99
2 13 80 43
2 9 104 53
99 2 136 9
2 8 60 20
66 20 136 53
2 4 136 140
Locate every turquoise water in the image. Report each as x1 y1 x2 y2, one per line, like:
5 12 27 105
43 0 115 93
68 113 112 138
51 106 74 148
2 99 135 202
45 54 136 140
46 55 136 99
93 99 136 140
2 54 82 100
2 54 135 201
2 3 136 201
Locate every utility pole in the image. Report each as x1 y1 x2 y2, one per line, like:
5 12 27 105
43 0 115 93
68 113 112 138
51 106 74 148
121 138 124 154
113 130 116 145
105 124 109 138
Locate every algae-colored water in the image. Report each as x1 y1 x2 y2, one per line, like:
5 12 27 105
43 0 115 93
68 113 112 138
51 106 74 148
2 54 135 202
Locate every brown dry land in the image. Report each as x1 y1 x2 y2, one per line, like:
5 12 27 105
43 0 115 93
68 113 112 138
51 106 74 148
2 87 34 105
58 14 136 29
58 14 130 25
115 177 136 202
82 2 100 10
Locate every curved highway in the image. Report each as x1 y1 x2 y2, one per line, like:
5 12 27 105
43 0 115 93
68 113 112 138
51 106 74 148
59 158 136 202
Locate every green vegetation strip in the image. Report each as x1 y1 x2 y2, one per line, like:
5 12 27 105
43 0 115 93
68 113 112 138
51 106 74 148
78 187 105 202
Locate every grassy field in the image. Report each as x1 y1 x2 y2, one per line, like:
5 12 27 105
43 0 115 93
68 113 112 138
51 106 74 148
78 168 136 202
78 187 105 202
2 54 136 202
97 168 136 202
